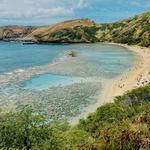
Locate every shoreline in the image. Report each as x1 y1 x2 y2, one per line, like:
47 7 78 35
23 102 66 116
102 43 150 103
74 43 150 124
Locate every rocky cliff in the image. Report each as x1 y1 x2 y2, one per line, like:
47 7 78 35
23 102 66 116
0 26 36 41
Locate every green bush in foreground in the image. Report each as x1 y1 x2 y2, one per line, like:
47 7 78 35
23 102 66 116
78 84 150 150
0 108 68 150
0 84 150 150
0 108 88 150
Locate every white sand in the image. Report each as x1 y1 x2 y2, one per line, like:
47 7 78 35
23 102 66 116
72 43 150 124
103 43 150 103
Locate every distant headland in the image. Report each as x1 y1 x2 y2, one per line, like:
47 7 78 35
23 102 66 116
0 11 149 47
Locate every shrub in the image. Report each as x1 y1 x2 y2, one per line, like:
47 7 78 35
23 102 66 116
0 108 66 150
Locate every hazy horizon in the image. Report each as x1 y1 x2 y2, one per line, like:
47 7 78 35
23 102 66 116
0 0 150 26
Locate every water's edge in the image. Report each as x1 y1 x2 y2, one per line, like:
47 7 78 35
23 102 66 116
0 42 139 123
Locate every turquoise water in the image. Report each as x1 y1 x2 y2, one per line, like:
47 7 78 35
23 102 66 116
23 74 85 90
0 41 65 73
0 41 138 121
0 41 136 75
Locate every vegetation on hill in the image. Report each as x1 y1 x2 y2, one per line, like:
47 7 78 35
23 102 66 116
24 19 98 43
0 11 149 46
47 26 99 43
33 11 150 45
1 84 150 150
96 11 150 47
78 84 150 149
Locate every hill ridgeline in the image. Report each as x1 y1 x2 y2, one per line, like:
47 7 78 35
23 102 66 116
0 11 149 47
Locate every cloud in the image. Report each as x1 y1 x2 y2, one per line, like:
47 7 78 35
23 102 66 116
0 0 149 25
76 0 88 9
0 0 88 20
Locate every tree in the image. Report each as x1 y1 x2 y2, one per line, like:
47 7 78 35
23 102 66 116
0 107 64 150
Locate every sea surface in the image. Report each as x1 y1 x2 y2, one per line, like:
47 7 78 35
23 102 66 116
0 41 138 122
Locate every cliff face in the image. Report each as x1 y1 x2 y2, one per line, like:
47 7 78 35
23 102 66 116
0 11 149 47
0 26 36 41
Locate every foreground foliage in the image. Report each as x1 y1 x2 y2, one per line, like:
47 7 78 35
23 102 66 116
0 84 150 150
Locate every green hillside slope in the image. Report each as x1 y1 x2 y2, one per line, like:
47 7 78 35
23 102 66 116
97 11 150 47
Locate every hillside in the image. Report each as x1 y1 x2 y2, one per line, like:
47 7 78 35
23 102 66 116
97 11 150 47
78 84 150 149
0 11 149 46
0 19 99 43
24 19 99 43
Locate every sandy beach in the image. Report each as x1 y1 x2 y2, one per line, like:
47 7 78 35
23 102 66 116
103 43 150 103
68 43 150 124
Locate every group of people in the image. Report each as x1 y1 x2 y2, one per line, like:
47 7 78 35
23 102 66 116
136 72 150 86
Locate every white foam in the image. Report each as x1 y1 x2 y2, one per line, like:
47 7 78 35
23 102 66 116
5 72 13 75
15 69 25 73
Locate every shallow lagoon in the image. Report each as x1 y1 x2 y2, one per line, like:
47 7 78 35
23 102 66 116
23 73 87 90
0 41 138 122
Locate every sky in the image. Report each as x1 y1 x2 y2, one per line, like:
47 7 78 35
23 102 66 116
0 0 150 26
